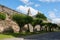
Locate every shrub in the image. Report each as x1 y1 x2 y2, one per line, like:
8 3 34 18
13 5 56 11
0 12 6 20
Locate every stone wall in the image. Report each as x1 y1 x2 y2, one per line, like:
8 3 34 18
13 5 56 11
0 5 21 33
0 20 20 33
0 5 21 20
0 5 44 33
0 5 20 15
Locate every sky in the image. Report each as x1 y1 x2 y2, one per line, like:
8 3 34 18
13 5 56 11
0 0 60 24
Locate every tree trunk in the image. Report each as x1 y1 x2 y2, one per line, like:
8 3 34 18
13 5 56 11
51 27 54 32
20 27 22 32
45 26 47 31
27 24 30 32
40 25 42 31
33 26 35 32
49 27 51 32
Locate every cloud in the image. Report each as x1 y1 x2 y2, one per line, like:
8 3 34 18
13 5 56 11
17 5 38 16
48 9 58 19
48 11 60 24
20 0 29 4
48 11 56 19
54 9 58 12
35 4 40 7
20 0 33 6
52 18 60 24
39 0 60 2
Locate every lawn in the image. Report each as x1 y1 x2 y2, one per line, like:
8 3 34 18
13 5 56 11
0 34 14 39
0 31 49 39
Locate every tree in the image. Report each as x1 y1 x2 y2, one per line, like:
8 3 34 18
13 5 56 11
50 23 58 31
32 18 43 31
12 14 26 31
42 23 49 31
46 23 52 32
35 12 47 20
25 15 33 32
46 23 58 32
0 12 6 20
26 8 33 32
35 12 47 31
25 15 33 24
12 13 33 32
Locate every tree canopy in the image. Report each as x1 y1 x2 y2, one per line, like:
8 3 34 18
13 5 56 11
12 14 26 27
12 13 33 27
35 12 47 20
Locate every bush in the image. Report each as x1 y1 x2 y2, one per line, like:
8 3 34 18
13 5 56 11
0 12 6 20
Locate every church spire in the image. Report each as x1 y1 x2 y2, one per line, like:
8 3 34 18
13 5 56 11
27 8 32 16
27 8 30 16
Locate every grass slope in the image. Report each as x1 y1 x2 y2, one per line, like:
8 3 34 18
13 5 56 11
0 34 14 39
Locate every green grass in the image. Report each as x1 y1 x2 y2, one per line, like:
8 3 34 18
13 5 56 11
0 31 49 39
0 34 14 39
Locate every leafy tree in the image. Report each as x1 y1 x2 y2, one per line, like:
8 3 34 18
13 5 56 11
42 23 49 31
50 23 58 31
25 15 33 24
12 14 26 31
0 12 6 20
26 8 33 32
35 12 47 31
35 12 47 20
25 15 33 32
46 23 52 32
12 13 33 32
34 18 42 25
32 18 43 31
46 23 58 32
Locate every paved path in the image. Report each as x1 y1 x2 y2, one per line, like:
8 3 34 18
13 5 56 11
4 32 60 40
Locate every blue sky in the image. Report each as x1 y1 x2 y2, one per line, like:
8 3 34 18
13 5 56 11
0 0 60 23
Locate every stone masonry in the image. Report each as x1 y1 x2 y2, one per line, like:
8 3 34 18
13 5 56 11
0 5 21 33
